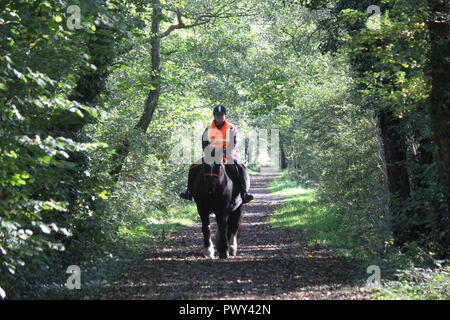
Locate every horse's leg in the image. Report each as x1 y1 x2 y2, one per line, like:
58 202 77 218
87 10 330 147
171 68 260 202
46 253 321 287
215 211 229 259
227 206 243 256
199 210 214 258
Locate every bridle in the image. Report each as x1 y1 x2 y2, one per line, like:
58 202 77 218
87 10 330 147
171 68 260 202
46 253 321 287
204 161 224 178
203 153 228 178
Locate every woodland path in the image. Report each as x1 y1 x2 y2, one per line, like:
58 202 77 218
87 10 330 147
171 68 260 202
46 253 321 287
97 167 373 300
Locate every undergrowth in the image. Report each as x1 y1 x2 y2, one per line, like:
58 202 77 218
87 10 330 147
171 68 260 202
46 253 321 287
268 171 450 300
8 203 198 299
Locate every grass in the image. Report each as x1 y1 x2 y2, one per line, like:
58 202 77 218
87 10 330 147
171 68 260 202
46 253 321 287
268 171 450 300
14 202 199 299
79 203 199 295
247 166 260 176
68 203 200 299
117 204 198 252
268 174 350 252
375 266 450 300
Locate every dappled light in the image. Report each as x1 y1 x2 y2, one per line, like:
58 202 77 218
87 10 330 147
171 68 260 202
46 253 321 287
96 169 371 300
1 0 449 301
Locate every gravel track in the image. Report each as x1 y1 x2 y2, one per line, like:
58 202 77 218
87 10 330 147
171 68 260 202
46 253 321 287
98 167 373 300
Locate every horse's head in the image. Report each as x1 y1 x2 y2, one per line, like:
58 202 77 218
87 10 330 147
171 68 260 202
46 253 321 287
203 158 226 195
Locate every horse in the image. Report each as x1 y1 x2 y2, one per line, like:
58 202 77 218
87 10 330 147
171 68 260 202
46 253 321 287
189 157 245 259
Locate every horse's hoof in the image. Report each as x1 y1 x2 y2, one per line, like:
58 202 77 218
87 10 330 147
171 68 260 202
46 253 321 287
219 252 229 259
203 246 215 259
229 236 237 256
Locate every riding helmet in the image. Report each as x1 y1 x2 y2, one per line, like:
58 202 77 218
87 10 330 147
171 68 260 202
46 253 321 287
213 105 227 115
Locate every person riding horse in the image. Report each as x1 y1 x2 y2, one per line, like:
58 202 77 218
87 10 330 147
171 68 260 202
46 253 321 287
179 105 254 204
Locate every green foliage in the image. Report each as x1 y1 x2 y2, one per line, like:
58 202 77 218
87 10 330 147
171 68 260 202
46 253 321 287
376 266 450 300
1 0 449 299
269 172 389 257
269 172 450 299
276 0 449 256
0 0 144 298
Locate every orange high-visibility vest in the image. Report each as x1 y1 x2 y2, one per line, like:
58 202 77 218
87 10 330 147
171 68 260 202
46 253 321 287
206 120 237 156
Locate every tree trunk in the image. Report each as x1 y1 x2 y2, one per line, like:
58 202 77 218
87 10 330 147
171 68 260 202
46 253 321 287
427 0 450 201
377 109 412 245
136 0 162 132
280 141 288 170
426 0 450 254
110 0 162 179
378 110 411 199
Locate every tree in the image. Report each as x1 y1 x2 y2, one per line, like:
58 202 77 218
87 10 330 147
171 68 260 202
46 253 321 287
426 0 450 253
109 0 258 178
296 0 448 254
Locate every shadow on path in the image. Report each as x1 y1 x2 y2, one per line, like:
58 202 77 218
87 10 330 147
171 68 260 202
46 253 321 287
98 167 372 300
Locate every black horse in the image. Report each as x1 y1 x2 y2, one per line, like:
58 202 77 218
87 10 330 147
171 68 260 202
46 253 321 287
189 158 246 259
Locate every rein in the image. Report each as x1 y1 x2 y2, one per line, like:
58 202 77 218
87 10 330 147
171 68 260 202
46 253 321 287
204 173 220 177
204 161 224 178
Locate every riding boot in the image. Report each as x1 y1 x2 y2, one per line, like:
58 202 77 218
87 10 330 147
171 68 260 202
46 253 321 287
179 190 193 200
241 191 254 204
179 163 197 201
234 161 254 204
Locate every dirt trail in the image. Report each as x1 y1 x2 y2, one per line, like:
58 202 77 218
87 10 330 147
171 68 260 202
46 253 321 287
98 167 372 300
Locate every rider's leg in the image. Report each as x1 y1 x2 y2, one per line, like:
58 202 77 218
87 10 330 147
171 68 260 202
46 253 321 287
232 157 254 204
179 176 193 200
179 162 200 200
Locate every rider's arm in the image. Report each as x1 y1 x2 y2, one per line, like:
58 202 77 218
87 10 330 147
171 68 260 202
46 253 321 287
232 126 237 149
202 128 209 150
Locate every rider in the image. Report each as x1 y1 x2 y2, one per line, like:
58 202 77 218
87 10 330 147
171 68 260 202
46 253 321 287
179 105 254 204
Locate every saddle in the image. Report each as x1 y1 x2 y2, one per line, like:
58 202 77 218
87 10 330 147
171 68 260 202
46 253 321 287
192 156 240 184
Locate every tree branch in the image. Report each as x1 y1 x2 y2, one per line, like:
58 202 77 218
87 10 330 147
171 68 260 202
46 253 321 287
161 8 220 38
160 3 258 39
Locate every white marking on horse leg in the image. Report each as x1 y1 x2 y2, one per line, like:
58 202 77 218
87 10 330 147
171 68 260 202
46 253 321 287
203 239 214 258
229 235 237 256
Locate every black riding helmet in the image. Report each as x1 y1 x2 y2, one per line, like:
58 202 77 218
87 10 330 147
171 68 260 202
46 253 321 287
213 105 227 115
